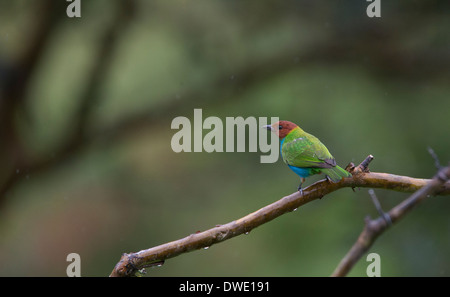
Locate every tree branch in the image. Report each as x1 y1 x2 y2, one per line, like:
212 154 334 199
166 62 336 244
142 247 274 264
0 0 64 194
0 1 136 207
331 162 450 277
109 155 450 277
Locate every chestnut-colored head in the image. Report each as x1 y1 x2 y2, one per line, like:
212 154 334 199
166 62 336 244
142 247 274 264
264 120 299 139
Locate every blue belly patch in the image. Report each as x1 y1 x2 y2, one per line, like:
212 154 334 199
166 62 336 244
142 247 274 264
288 165 311 178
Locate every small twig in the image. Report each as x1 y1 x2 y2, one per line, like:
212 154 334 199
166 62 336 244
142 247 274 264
331 163 450 277
368 189 392 226
427 147 442 170
354 155 374 173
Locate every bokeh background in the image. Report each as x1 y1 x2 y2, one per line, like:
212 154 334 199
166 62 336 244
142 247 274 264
0 0 449 277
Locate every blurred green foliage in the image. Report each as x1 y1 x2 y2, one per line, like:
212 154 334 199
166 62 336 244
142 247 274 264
0 0 449 276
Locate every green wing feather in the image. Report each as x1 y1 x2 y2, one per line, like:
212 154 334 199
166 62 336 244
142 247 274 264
281 127 351 182
281 129 336 169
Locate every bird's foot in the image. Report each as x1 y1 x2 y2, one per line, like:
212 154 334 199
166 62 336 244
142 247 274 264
297 178 306 196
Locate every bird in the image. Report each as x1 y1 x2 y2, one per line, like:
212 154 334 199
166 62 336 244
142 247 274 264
264 120 351 193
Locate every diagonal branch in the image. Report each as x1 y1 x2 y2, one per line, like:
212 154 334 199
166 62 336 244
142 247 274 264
109 155 450 277
331 162 450 277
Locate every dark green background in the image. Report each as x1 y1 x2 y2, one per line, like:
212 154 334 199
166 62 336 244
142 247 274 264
0 0 449 276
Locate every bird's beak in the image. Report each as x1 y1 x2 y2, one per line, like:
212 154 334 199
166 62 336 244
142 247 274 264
262 125 273 131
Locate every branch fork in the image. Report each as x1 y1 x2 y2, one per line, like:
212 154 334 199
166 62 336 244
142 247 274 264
109 155 450 277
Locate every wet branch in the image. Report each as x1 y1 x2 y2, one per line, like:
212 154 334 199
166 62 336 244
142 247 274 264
331 161 450 277
109 155 450 277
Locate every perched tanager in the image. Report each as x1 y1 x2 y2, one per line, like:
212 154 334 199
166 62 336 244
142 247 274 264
265 120 351 192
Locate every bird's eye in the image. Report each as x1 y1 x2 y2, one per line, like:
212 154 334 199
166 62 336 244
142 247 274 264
279 125 283 130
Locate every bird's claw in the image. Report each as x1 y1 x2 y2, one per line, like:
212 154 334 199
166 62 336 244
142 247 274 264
297 178 305 196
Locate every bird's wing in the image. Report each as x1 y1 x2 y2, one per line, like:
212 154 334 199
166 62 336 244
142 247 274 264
281 135 336 169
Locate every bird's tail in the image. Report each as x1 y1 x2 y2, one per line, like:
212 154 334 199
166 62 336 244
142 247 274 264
321 165 352 183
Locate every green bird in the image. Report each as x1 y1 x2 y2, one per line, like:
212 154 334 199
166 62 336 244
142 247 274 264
264 120 351 193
